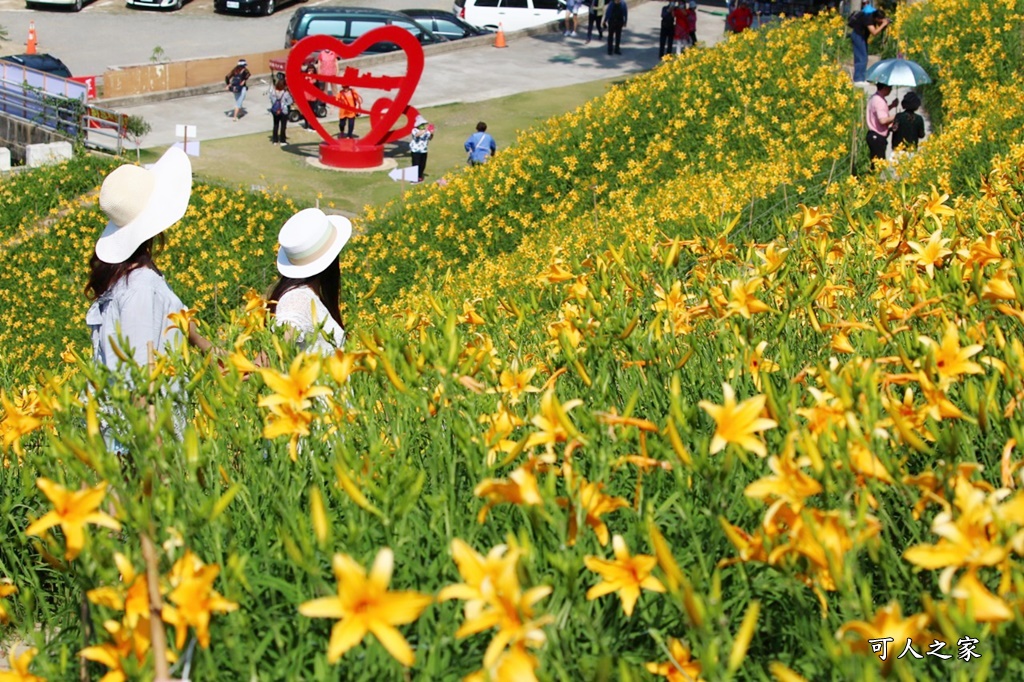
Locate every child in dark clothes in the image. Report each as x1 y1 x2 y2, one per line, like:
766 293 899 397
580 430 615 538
891 91 926 151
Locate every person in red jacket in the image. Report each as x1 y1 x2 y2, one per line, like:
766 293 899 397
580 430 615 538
726 0 753 32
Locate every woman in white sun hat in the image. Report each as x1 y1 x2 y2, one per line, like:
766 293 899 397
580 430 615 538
86 146 213 373
268 208 352 354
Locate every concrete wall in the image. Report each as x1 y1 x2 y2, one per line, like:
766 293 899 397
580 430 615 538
102 50 290 100
0 114 72 165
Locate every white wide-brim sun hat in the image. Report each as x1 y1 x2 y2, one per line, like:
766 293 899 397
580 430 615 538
95 146 192 264
276 208 352 279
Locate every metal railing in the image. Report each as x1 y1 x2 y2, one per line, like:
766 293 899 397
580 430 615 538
1 69 125 156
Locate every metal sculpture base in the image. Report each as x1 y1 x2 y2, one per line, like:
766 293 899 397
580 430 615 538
319 138 384 168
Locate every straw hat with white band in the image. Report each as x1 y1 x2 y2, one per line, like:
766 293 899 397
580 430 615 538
95 147 192 264
276 208 352 279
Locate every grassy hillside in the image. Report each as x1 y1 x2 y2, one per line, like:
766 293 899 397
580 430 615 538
2 0 1024 680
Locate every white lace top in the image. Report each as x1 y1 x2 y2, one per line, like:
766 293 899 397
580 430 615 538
274 286 346 355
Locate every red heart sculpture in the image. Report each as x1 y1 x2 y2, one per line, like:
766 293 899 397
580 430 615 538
286 28 424 154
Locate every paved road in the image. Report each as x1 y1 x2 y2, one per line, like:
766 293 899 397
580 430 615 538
0 0 456 75
115 3 727 147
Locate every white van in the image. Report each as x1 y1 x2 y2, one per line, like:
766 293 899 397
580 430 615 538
457 0 570 32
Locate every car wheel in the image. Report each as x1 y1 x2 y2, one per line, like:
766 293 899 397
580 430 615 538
173 0 182 9
73 0 83 10
263 0 274 14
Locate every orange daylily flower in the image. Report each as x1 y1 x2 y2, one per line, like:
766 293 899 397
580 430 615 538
646 637 705 681
584 535 665 616
559 479 629 546
474 467 544 523
298 549 432 666
0 646 46 682
918 322 983 386
163 550 238 649
906 229 952 278
25 478 121 561
699 383 777 457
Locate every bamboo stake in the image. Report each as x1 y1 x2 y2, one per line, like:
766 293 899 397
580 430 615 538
141 532 171 682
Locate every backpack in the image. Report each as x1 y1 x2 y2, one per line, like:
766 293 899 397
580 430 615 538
847 10 862 29
228 74 243 93
271 95 283 115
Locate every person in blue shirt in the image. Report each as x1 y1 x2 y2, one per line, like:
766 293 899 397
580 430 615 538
465 121 497 166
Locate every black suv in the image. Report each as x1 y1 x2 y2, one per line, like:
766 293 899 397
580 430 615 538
0 54 73 79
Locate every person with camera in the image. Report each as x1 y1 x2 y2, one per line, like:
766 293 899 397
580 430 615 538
849 5 890 85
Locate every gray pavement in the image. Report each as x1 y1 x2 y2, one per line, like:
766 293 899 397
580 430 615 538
116 2 727 148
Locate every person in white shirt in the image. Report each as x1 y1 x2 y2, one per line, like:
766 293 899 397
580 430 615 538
87 146 212 373
86 146 214 453
268 208 352 355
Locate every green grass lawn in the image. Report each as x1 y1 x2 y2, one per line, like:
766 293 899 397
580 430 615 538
146 78 627 216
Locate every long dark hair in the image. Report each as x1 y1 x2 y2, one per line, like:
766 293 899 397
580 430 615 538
267 254 343 328
85 237 162 300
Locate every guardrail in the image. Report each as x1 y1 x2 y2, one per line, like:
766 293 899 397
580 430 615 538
0 64 126 156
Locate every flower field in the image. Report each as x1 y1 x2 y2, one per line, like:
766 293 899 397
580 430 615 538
2 0 1024 680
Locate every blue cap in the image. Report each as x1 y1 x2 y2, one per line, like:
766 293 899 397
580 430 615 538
862 4 876 14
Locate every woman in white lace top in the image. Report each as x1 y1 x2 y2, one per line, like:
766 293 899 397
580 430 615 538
268 208 353 354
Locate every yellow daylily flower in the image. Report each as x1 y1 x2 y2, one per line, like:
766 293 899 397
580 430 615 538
836 601 930 668
474 467 544 523
699 383 777 457
950 569 1014 622
257 354 332 411
163 550 238 650
645 637 705 681
0 580 16 625
559 479 629 547
918 323 984 386
298 549 432 666
495 363 541 404
1 646 46 682
906 229 952 278
584 535 665 617
25 478 121 561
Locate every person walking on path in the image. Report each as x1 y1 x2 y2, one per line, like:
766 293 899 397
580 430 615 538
683 1 697 46
409 114 434 183
659 1 676 58
564 0 582 36
849 5 890 84
268 208 351 355
269 78 294 146
586 0 605 43
465 121 497 166
865 82 897 167
336 83 363 139
224 59 251 122
604 0 628 55
891 91 926 152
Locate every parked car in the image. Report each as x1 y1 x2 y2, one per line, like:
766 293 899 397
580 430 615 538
26 0 90 10
457 0 567 32
400 9 493 40
0 53 72 79
126 0 188 11
285 7 445 51
214 0 295 17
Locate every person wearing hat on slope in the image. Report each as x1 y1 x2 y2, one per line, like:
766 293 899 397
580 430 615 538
891 91 926 152
225 58 251 121
409 114 435 183
849 5 890 85
87 147 213 376
268 208 352 355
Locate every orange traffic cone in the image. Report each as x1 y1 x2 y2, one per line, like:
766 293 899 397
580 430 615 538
494 23 507 48
26 21 37 55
